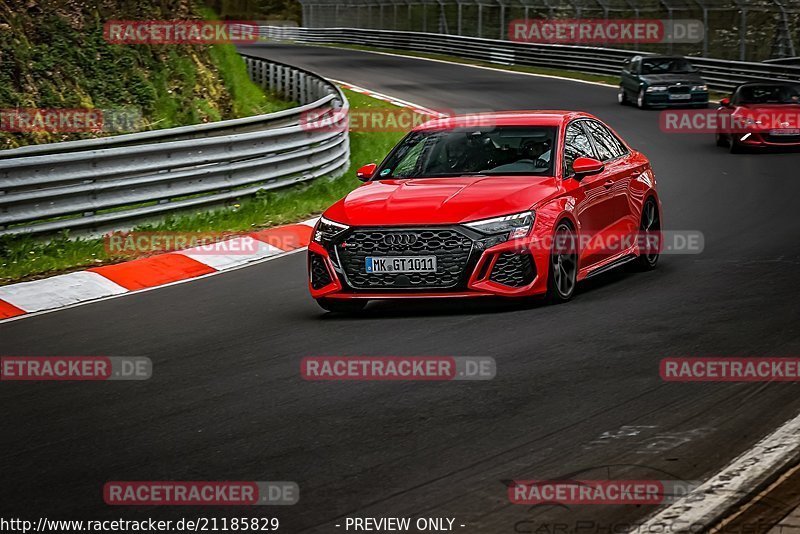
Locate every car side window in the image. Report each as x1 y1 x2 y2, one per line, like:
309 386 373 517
622 59 631 73
564 122 596 176
584 121 628 161
630 58 640 75
729 87 740 105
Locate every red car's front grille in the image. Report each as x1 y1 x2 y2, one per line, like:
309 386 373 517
334 227 474 290
763 133 800 144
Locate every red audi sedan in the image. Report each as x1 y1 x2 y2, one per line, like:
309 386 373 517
308 111 661 313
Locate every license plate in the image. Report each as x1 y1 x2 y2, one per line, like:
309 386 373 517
669 94 691 100
365 256 436 273
769 128 800 136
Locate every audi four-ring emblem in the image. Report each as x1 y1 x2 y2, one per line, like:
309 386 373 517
384 233 418 246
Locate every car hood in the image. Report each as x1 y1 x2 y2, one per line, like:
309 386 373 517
735 103 800 113
640 73 704 85
323 176 560 226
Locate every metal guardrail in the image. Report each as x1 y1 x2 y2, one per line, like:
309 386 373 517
262 26 800 92
0 55 350 237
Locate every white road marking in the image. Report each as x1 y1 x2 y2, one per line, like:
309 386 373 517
333 79 448 117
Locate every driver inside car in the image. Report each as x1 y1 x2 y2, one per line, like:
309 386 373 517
487 138 552 173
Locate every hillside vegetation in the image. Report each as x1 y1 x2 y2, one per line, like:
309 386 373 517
0 0 289 149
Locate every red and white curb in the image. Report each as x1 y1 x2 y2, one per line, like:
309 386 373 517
0 219 318 322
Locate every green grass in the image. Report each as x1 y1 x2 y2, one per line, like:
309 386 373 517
209 44 294 116
200 6 292 117
0 89 408 285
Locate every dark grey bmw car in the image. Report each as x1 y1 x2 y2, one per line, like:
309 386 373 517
619 55 709 109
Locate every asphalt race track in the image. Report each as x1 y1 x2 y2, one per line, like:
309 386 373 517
1 44 799 532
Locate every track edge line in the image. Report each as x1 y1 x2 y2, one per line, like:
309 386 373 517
635 412 800 533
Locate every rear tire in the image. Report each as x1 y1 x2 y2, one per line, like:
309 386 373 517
618 86 629 105
546 222 578 304
634 198 660 271
715 132 729 147
317 298 367 314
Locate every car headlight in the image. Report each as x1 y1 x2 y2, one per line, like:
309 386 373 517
313 216 349 244
646 86 668 93
744 117 763 127
465 211 534 249
692 84 708 91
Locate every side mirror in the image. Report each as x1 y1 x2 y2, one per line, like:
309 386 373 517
572 157 604 179
720 97 732 108
356 163 377 182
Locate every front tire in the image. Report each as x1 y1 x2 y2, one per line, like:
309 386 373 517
729 135 744 154
316 298 367 314
637 89 648 109
546 222 578 304
715 132 729 147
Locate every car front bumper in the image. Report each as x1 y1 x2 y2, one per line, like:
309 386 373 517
644 91 708 107
307 228 552 301
728 130 800 148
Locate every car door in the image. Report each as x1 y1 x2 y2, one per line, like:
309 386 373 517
620 58 635 97
622 57 641 97
563 121 618 268
583 119 638 249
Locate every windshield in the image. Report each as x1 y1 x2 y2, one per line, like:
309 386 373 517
641 58 697 75
377 126 558 179
737 84 800 104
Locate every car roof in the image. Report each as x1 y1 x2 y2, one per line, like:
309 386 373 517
413 110 596 131
641 55 690 60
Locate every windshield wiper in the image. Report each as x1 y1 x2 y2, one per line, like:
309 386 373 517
393 172 488 178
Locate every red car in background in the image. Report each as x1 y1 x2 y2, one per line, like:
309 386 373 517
716 81 800 153
308 111 662 313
